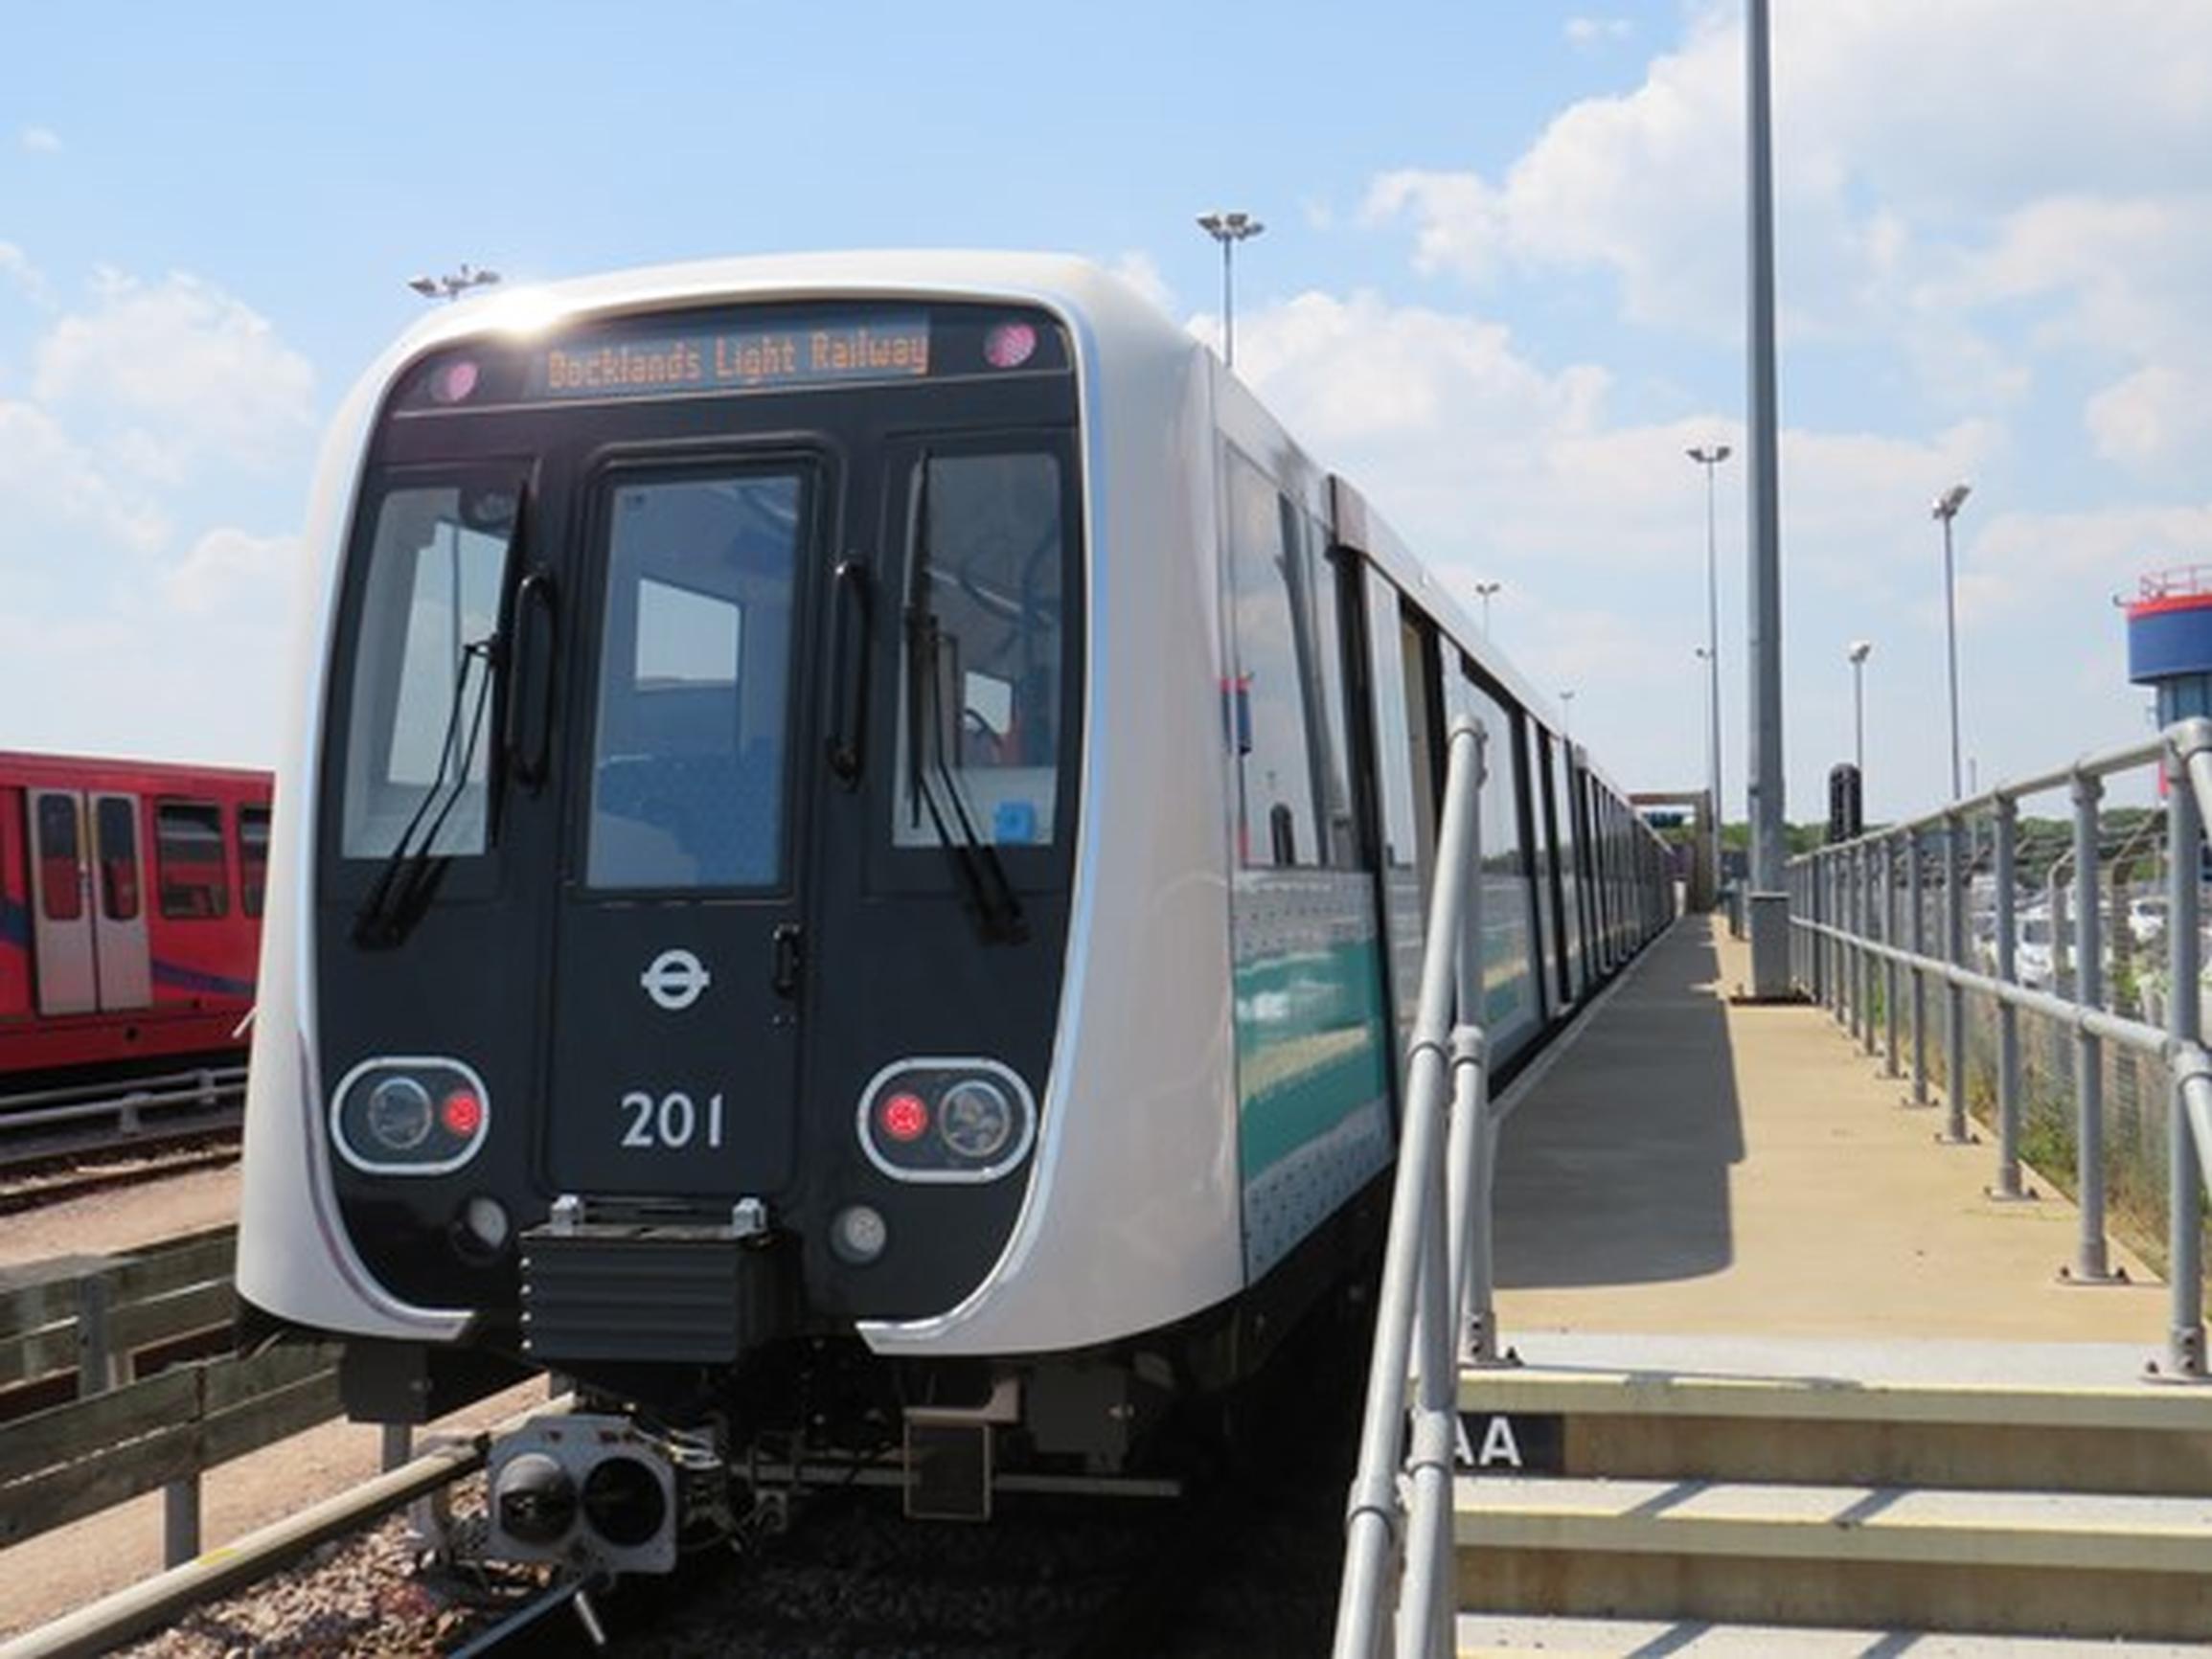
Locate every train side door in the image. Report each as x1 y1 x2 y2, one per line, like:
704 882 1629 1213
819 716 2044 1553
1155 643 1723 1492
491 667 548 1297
542 458 822 1199
26 790 153 1016
89 794 151 1009
28 790 94 1015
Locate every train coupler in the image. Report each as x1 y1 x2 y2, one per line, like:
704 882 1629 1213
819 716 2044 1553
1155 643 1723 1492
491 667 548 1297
486 1413 729 1576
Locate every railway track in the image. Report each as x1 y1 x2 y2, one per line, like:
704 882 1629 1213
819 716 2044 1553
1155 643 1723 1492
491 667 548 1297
0 1065 244 1213
5 1254 1366 1657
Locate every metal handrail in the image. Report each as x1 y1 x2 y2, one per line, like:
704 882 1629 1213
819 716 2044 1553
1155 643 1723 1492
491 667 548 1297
1333 716 1489 1659
1787 716 2212 1378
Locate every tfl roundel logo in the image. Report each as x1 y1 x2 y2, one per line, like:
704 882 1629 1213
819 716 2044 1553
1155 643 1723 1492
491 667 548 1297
641 949 712 1012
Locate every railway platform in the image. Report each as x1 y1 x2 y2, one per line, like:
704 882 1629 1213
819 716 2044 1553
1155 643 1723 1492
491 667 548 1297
1448 914 2212 1653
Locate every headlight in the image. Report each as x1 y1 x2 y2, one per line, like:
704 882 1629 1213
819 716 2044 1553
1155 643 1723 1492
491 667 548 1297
938 1079 1015 1161
855 1059 1036 1183
331 1057 491 1175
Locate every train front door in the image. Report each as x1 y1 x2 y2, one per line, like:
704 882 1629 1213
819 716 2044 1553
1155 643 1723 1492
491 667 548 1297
541 458 823 1201
26 790 151 1016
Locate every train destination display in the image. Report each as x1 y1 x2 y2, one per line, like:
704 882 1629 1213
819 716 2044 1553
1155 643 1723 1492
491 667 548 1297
531 315 931 398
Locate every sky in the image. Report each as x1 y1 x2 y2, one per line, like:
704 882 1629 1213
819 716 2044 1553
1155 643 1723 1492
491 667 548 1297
3 1 2205 826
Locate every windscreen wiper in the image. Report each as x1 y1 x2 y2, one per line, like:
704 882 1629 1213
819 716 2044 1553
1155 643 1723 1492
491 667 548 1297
353 477 526 948
904 459 1027 945
352 632 497 947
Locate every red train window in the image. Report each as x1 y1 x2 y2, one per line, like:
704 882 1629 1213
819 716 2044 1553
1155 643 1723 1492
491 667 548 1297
96 797 140 921
156 801 229 920
239 805 270 919
35 795 82 921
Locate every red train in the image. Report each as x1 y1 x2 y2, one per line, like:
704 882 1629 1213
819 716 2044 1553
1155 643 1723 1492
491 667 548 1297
1 753 272 1080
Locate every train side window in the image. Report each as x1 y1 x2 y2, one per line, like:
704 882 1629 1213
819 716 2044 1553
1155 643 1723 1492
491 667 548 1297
1223 452 1329 870
1448 663 1538 1046
157 802 229 920
95 797 141 922
1364 572 1425 1048
35 795 82 922
239 805 271 918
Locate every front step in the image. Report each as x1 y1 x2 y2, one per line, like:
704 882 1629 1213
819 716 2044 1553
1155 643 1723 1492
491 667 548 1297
1451 1338 2212 1643
1456 1476 2212 1641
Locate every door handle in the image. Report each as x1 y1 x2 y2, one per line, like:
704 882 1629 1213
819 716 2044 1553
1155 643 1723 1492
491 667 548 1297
771 923 803 1000
504 568 558 787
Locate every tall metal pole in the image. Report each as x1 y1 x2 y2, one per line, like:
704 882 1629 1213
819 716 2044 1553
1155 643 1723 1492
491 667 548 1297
1933 484 1972 801
1197 211 1265 370
1848 640 1872 778
1745 0 1790 995
1689 445 1730 837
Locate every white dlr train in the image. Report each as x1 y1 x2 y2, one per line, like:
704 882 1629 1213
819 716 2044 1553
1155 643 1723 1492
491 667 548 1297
236 252 1669 1565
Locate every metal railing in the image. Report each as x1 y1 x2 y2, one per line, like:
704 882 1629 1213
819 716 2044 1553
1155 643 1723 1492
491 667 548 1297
1333 717 1493 1659
1789 716 2212 1379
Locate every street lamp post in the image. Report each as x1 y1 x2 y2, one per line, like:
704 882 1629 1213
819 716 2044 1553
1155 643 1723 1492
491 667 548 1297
406 264 501 303
1932 483 1972 801
1848 639 1872 777
1196 211 1264 369
1687 444 1731 836
1560 689 1576 747
1474 580 1501 635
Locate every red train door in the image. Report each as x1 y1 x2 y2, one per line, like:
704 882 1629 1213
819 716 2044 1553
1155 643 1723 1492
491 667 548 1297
27 789 151 1016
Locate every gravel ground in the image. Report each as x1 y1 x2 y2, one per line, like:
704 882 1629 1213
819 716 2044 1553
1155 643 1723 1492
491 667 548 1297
0 1158 240 1266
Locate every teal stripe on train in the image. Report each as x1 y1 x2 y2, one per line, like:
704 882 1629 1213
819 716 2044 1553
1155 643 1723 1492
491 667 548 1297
1231 869 1393 1281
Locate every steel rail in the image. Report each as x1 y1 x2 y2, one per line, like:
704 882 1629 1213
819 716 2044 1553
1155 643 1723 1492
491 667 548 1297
0 1431 490 1659
1791 917 2169 1062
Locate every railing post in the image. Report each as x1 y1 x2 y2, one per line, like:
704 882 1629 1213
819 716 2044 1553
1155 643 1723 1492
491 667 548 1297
1943 810 1971 1144
1452 1029 1496 1367
1859 842 1878 1057
1909 828 1928 1105
161 1368 208 1569
1992 795 2026 1198
1448 726 1495 1372
1822 858 1840 1026
76 1272 120 1398
165 1464 203 1567
2164 738 2205 1376
2069 769 2113 1281
1883 832 1902 1078
1840 849 1858 1044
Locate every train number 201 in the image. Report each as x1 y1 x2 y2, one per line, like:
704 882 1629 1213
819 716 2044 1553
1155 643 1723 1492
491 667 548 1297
619 1091 727 1151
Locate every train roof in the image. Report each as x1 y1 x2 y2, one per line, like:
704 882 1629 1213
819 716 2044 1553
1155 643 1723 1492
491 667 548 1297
384 250 1193 365
370 249 1633 803
0 751 271 786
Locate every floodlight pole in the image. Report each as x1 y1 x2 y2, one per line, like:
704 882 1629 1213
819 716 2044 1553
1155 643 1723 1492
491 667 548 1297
1197 211 1265 368
1744 0 1790 996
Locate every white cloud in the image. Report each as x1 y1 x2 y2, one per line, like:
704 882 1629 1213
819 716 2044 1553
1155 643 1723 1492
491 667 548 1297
33 270 315 475
19 125 61 154
0 242 45 302
0 258 319 768
2086 366 2212 476
163 527 302 616
0 400 168 562
1564 17 1631 49
1363 6 2212 366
